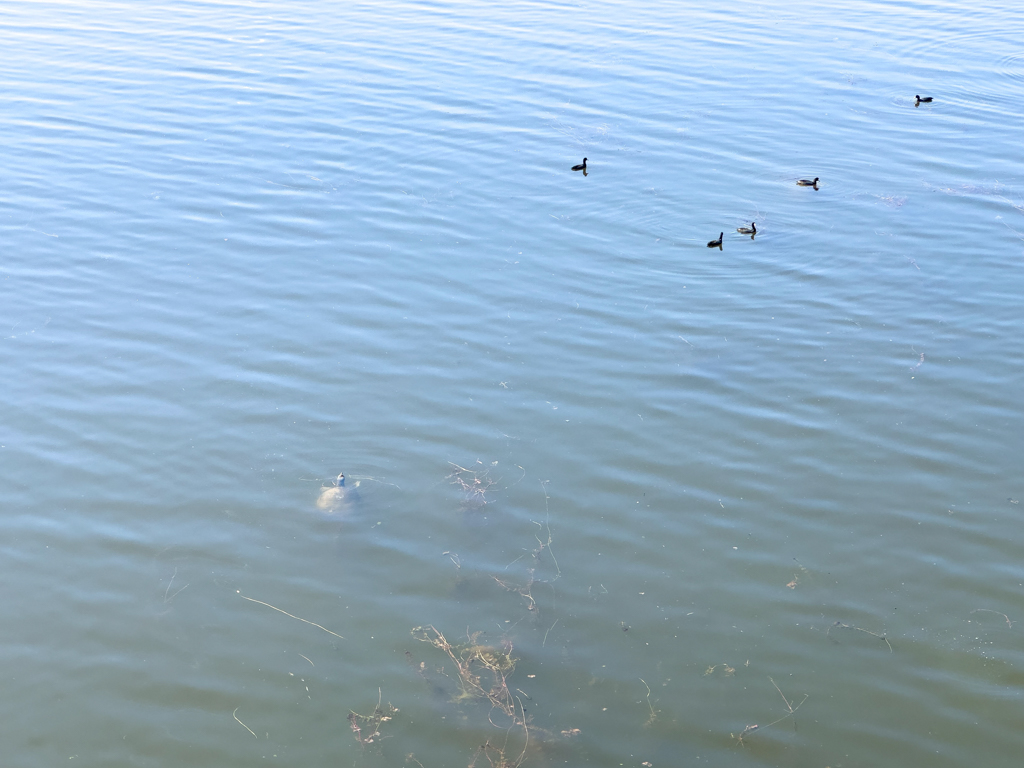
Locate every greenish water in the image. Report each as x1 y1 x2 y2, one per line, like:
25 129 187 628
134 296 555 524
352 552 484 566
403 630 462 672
1 1 1023 766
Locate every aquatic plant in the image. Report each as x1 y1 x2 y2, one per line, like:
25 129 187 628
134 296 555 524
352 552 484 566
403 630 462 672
448 462 498 509
348 689 399 746
412 625 521 722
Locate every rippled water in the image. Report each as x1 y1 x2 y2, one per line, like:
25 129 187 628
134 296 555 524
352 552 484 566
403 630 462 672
2 0 1023 765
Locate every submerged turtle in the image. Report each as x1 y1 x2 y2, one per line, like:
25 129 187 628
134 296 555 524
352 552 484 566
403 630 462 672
316 472 359 515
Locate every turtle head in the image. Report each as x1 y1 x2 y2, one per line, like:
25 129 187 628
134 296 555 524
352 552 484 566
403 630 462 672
336 473 345 487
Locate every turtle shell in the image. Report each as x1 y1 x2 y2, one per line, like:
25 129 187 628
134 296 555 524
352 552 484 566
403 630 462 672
316 473 359 514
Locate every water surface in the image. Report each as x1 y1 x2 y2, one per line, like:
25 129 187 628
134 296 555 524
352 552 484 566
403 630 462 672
2 1 1023 766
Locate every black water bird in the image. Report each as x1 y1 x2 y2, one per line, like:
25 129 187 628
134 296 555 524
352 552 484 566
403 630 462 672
737 222 756 236
915 95 933 105
707 232 723 249
571 158 588 172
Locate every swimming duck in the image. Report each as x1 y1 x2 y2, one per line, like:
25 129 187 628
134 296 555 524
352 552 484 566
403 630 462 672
797 177 819 187
571 158 588 172
915 95 933 104
707 232 723 248
737 222 756 235
316 473 357 513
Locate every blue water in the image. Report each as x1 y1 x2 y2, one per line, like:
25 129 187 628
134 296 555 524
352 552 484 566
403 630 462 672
2 1 1023 766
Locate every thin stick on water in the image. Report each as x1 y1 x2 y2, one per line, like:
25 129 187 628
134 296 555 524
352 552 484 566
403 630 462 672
237 591 345 640
164 568 189 603
640 678 658 725
971 608 1013 629
538 481 561 578
298 653 315 667
733 678 807 746
769 677 808 721
542 618 559 647
515 696 529 767
827 620 893 652
233 707 257 738
164 568 176 602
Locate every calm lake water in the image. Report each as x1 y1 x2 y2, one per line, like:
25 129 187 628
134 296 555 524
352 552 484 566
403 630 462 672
2 0 1023 766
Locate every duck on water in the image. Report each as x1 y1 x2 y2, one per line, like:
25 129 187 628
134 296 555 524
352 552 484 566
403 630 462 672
571 158 587 172
797 177 819 188
707 232 723 249
737 222 756 237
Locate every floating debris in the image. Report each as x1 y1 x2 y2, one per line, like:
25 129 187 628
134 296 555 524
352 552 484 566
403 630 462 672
349 690 398 746
448 462 497 510
704 663 735 677
827 620 892 652
732 677 807 746
411 625 520 721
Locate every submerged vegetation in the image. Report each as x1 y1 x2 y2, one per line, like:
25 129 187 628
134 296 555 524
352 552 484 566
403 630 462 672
411 625 521 723
407 622 537 768
233 466 885 767
398 476 576 767
467 734 530 768
348 690 399 747
448 461 498 509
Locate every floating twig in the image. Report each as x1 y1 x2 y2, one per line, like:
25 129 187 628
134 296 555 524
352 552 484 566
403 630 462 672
233 707 257 738
163 568 189 603
732 677 807 746
827 620 892 652
640 678 659 726
349 688 399 746
970 608 1013 629
536 482 561 579
496 511 561 617
494 574 538 613
237 591 344 640
542 619 559 648
443 551 462 570
769 677 807 720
